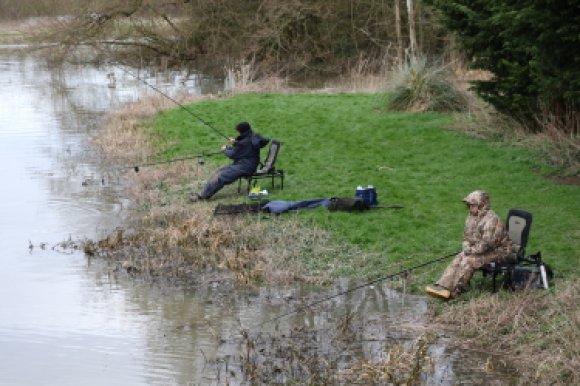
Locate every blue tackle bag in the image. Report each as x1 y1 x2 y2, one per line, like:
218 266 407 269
355 185 378 207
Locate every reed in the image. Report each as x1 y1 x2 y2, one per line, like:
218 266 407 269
435 279 580 385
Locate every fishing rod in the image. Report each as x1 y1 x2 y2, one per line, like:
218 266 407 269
131 151 223 172
252 250 460 330
112 64 230 141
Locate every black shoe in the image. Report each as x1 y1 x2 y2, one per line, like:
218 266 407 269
189 193 203 203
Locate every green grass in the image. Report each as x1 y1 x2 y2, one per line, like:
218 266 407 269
150 93 580 284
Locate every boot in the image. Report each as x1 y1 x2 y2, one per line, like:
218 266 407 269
425 284 451 299
189 193 203 203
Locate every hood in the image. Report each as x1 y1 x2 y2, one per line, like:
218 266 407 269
235 121 251 134
463 190 490 214
251 133 270 149
235 128 252 141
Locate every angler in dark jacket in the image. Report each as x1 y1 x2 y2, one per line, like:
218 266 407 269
190 122 269 201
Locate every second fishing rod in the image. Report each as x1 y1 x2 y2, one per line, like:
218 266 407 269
113 64 230 141
111 64 234 172
131 151 223 173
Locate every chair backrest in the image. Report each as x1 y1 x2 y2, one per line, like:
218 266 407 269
506 208 532 259
256 139 280 174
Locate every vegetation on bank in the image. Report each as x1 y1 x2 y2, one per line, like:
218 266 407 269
435 279 579 385
149 92 579 284
0 20 33 44
94 90 578 384
425 0 580 134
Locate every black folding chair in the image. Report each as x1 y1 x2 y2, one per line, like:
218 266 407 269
480 208 532 291
238 139 284 193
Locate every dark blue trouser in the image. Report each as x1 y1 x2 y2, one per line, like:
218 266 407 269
199 162 256 199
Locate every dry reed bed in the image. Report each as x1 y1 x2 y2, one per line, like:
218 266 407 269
234 312 437 384
436 279 580 385
453 102 580 177
95 93 212 163
337 332 436 384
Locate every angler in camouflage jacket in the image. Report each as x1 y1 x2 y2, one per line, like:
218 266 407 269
426 191 514 299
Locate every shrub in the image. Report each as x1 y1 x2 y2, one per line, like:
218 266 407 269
386 57 469 112
424 0 580 134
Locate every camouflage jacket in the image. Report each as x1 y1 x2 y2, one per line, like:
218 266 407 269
462 190 512 256
462 209 511 255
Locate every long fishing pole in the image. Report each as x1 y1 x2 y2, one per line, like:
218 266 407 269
131 151 223 172
252 250 460 330
113 64 230 140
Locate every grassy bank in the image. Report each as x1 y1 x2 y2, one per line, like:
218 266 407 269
149 92 579 286
95 91 579 384
0 20 29 44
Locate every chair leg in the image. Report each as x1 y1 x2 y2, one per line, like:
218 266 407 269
239 174 285 194
247 177 252 193
504 266 515 290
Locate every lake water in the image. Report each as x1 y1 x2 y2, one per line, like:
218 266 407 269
0 50 514 385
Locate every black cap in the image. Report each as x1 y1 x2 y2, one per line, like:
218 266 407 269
235 122 251 133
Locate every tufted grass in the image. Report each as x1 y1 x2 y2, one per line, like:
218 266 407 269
386 57 469 112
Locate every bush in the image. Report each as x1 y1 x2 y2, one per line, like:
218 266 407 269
424 0 580 134
386 57 469 112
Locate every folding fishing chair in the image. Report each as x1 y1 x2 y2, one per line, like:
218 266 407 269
480 208 550 291
238 139 284 193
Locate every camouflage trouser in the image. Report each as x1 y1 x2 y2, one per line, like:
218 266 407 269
437 249 515 296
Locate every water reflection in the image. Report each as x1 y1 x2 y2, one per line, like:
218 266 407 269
0 51 221 385
0 50 514 385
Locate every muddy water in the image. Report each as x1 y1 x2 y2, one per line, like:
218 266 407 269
0 51 515 385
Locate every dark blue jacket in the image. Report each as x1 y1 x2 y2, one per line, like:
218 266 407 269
223 129 269 170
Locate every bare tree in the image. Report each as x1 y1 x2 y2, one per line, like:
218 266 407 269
394 0 403 66
38 0 444 77
406 0 417 58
